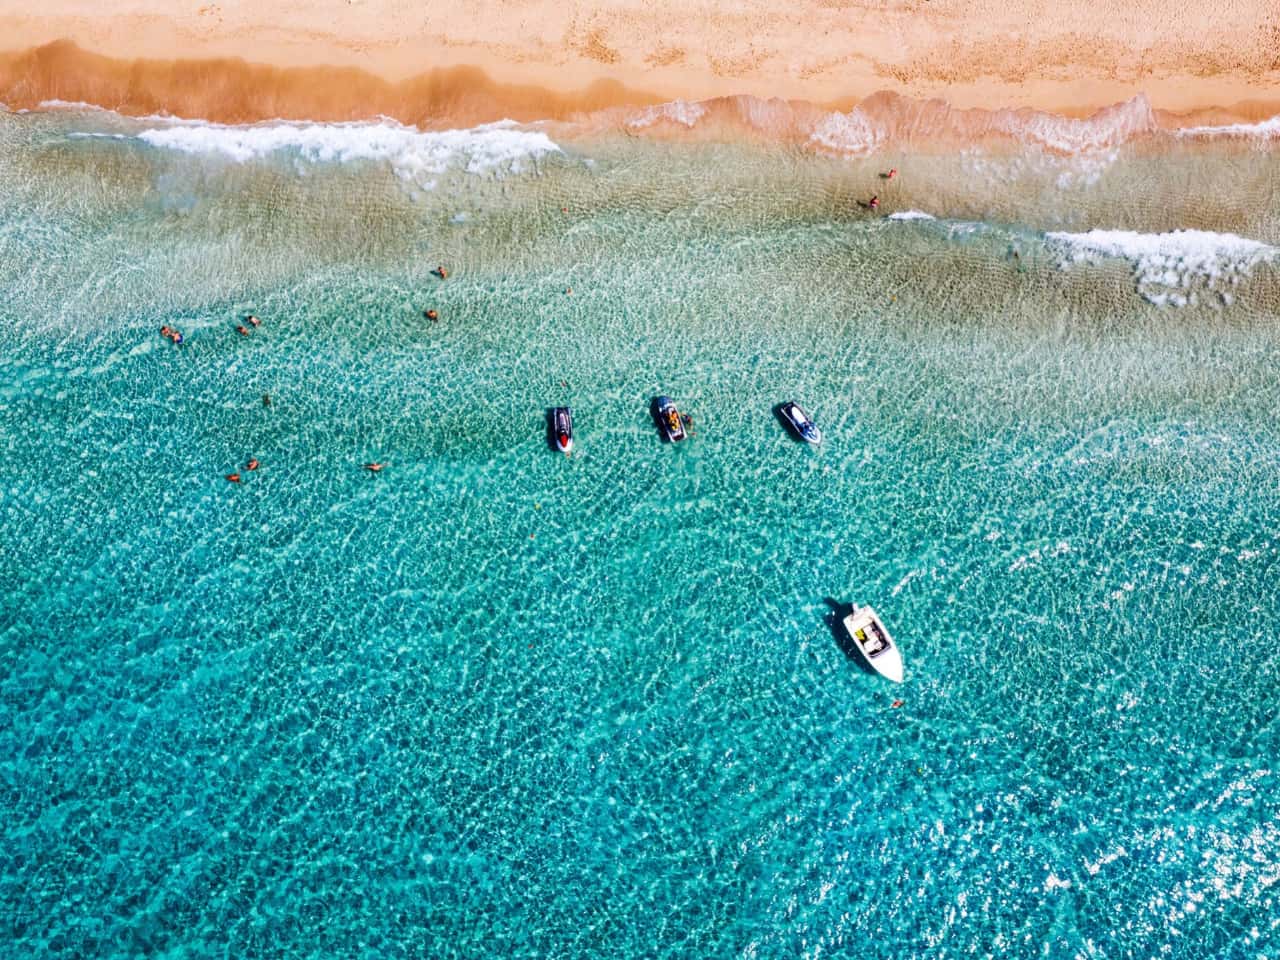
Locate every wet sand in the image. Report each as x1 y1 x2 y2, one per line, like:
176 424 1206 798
0 41 666 126
3 0 1280 124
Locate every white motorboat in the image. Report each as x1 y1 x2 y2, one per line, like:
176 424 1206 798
841 605 904 683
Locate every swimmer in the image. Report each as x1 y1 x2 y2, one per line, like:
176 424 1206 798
435 266 448 279
160 325 172 338
425 309 439 321
172 332 184 345
869 195 880 209
236 324 250 336
565 287 573 295
887 168 897 179
226 473 242 483
262 393 272 407
247 315 261 327
364 462 384 473
246 458 260 471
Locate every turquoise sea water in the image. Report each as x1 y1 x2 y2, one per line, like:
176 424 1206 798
2 107 1279 957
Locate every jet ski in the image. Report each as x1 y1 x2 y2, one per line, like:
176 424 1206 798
548 406 574 454
775 400 822 444
652 396 687 442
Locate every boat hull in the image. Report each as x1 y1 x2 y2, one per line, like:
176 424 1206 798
776 400 822 444
548 406 574 453
841 606 904 683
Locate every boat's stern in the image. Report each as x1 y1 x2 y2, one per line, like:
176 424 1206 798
842 606 904 683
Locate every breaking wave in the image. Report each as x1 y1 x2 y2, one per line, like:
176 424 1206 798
614 92 1280 159
809 93 1158 156
72 115 562 187
626 99 708 129
1046 228 1276 307
1176 115 1280 140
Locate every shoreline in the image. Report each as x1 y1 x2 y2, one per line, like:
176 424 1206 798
3 41 1279 142
4 0 1280 128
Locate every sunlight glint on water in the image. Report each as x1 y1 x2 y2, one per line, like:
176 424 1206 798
1 107 1278 958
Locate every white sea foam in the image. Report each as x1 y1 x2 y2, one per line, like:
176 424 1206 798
1045 228 1276 306
729 95 802 134
887 210 937 221
119 117 560 186
1177 115 1280 140
809 94 1156 158
995 96 1157 154
808 107 885 156
38 99 110 112
627 99 708 129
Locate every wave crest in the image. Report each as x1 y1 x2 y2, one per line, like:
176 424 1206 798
118 117 561 185
808 108 886 156
1177 115 1280 140
626 99 708 129
810 92 1157 157
1046 228 1275 306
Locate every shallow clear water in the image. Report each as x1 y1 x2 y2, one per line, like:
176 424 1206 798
1 109 1279 958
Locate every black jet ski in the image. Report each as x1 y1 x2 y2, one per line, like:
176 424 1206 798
775 400 822 444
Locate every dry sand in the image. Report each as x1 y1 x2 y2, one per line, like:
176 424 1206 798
2 0 1279 122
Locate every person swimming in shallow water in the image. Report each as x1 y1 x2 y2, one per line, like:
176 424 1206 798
364 462 384 473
